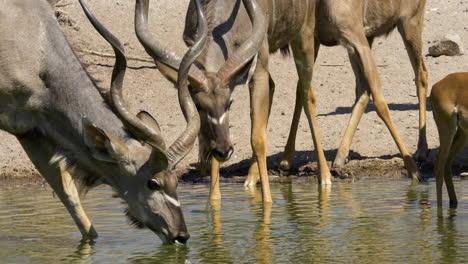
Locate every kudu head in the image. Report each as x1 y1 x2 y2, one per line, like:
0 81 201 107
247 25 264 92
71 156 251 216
79 0 207 244
135 0 267 162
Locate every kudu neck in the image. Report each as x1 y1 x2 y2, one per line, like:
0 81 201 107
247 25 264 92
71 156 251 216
44 25 132 143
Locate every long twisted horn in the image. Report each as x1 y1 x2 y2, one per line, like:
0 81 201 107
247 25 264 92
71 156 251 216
78 0 166 152
216 0 267 86
166 0 207 169
135 0 208 90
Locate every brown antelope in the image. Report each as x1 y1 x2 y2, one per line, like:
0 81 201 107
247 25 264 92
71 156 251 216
136 0 420 203
0 0 206 244
431 72 468 208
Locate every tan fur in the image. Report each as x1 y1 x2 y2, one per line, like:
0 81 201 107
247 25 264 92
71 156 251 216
431 72 468 208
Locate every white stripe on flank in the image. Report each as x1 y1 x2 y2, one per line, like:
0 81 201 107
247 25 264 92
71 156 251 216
164 193 181 207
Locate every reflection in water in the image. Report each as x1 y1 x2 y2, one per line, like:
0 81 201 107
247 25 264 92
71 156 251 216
317 185 331 227
199 200 231 263
247 187 273 264
1 179 467 263
437 208 461 264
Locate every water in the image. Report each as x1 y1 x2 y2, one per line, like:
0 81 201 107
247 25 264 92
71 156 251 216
1 178 467 263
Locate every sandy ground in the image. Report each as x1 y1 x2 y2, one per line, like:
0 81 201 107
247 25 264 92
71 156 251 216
1 0 467 186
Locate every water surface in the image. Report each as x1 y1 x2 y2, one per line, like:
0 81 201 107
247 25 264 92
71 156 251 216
1 178 467 263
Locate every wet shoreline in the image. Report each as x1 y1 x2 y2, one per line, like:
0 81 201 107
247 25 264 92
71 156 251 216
2 156 466 188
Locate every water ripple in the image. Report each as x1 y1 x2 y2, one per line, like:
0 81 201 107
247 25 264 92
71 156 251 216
1 179 467 263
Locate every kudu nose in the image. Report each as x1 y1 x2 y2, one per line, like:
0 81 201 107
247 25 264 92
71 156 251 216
175 232 190 244
212 146 234 162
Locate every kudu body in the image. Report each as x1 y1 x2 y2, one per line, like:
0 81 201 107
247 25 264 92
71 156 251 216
136 0 420 203
431 72 468 208
0 0 205 243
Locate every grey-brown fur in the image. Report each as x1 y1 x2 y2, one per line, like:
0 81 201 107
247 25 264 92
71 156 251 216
0 0 192 244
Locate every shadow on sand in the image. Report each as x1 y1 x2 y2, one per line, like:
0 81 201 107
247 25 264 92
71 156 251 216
317 97 432 117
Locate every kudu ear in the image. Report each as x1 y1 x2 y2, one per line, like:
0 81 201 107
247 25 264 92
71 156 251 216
82 119 129 163
136 111 169 170
137 111 161 134
232 54 258 87
149 149 169 173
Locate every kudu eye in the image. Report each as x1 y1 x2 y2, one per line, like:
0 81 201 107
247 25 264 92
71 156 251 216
147 179 161 191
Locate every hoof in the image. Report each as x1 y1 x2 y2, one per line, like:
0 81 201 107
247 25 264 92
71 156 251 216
332 157 347 170
449 200 458 209
319 179 332 185
279 159 291 171
81 227 98 242
244 178 259 187
403 156 421 182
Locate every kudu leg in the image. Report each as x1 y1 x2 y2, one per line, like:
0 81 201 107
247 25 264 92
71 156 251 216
279 83 303 171
248 45 273 202
398 15 429 161
340 30 419 181
291 33 332 185
245 74 275 187
209 157 221 201
333 53 371 169
18 136 97 239
444 129 466 207
280 40 320 171
198 129 222 202
245 155 260 187
433 111 458 207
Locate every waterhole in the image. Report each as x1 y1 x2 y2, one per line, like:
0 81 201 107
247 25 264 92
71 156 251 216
1 178 467 263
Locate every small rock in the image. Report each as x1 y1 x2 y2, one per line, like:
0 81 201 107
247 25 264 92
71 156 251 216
428 33 465 57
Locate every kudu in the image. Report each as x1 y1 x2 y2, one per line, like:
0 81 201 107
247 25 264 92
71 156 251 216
0 0 206 243
431 72 468 208
136 0 420 203
281 0 429 170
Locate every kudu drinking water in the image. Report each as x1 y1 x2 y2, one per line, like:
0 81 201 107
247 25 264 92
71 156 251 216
431 72 468 208
0 0 206 243
136 0 420 203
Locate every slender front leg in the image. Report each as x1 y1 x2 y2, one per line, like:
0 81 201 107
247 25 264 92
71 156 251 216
248 42 272 203
246 74 275 187
19 135 98 239
210 156 221 201
291 30 332 185
57 161 98 240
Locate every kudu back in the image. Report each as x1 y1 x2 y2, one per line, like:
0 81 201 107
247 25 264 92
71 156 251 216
0 0 205 244
136 0 423 202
